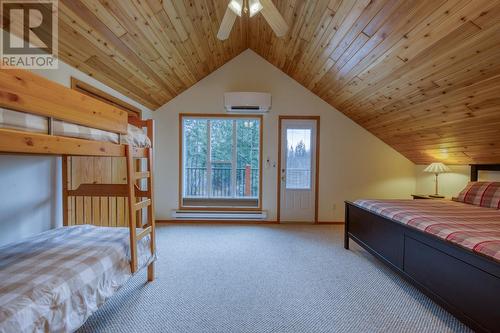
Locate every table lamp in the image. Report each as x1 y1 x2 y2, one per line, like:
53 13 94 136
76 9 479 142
423 162 451 198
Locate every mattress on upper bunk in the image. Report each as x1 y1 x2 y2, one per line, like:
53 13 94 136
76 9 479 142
0 225 154 333
0 107 151 148
353 199 500 262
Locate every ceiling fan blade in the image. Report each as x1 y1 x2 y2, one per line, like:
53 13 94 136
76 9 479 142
217 6 237 40
259 0 288 37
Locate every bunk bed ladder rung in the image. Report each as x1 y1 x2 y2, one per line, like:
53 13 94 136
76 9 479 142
137 226 152 241
132 148 148 158
135 171 150 180
134 199 151 210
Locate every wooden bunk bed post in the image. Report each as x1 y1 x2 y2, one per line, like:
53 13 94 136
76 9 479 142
125 118 155 279
147 146 156 281
142 118 155 281
62 156 69 227
126 145 139 273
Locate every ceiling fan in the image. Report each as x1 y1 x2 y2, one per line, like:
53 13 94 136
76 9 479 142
217 0 289 40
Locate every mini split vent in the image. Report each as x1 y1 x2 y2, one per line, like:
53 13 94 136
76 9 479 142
224 92 271 113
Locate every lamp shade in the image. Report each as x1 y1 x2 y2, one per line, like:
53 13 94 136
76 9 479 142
423 162 451 174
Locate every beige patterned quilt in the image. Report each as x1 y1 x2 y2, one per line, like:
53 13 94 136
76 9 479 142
0 225 154 333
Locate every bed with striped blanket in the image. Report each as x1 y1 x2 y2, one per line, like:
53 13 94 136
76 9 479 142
0 107 151 148
0 225 154 333
353 199 500 262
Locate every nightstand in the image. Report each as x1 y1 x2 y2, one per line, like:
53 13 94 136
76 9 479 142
411 194 445 199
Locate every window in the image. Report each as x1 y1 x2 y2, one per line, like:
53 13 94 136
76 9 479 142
181 115 262 209
285 128 312 189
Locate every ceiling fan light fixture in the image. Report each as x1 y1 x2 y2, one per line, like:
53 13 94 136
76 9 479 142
228 0 243 16
249 0 263 17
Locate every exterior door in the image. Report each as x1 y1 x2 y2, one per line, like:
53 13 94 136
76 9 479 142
279 118 318 222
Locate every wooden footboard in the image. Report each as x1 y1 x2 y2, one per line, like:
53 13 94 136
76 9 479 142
345 201 500 333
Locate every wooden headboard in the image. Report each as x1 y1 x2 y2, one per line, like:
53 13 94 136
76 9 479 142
470 164 500 181
0 68 128 134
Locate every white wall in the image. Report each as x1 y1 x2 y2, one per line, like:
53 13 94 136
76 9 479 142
414 165 470 198
153 50 416 222
415 165 500 198
0 39 151 246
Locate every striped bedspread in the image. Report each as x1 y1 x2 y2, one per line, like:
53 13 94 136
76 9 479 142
353 199 500 262
0 107 151 148
0 225 154 333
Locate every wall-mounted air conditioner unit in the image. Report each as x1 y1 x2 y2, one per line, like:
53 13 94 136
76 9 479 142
224 92 271 113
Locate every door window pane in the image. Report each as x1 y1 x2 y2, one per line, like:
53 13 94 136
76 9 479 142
286 128 312 189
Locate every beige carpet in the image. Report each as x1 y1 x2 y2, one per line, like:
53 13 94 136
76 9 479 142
78 224 470 333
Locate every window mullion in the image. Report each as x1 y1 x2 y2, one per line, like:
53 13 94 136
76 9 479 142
206 119 212 198
231 120 237 198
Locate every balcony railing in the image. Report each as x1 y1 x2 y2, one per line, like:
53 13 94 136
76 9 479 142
184 166 259 198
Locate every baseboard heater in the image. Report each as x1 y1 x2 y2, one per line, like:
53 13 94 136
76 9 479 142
171 210 267 220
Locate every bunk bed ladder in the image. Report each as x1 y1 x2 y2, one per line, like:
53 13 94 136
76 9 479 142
126 145 156 280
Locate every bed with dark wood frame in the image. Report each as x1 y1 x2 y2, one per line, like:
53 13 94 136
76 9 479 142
344 164 500 333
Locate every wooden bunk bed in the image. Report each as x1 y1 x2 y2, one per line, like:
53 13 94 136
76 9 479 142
0 68 156 331
344 165 500 333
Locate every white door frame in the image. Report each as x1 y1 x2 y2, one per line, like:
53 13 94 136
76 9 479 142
277 116 320 223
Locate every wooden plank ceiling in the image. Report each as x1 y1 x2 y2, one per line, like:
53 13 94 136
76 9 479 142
56 0 500 164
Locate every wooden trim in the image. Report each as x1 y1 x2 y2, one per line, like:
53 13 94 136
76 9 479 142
0 68 128 134
259 115 264 212
71 77 142 117
178 113 264 210
277 116 320 224
66 183 149 198
315 118 320 224
277 118 282 222
178 114 183 211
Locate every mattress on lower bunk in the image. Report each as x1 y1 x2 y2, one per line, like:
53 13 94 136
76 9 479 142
353 199 500 262
0 225 154 333
0 107 151 148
